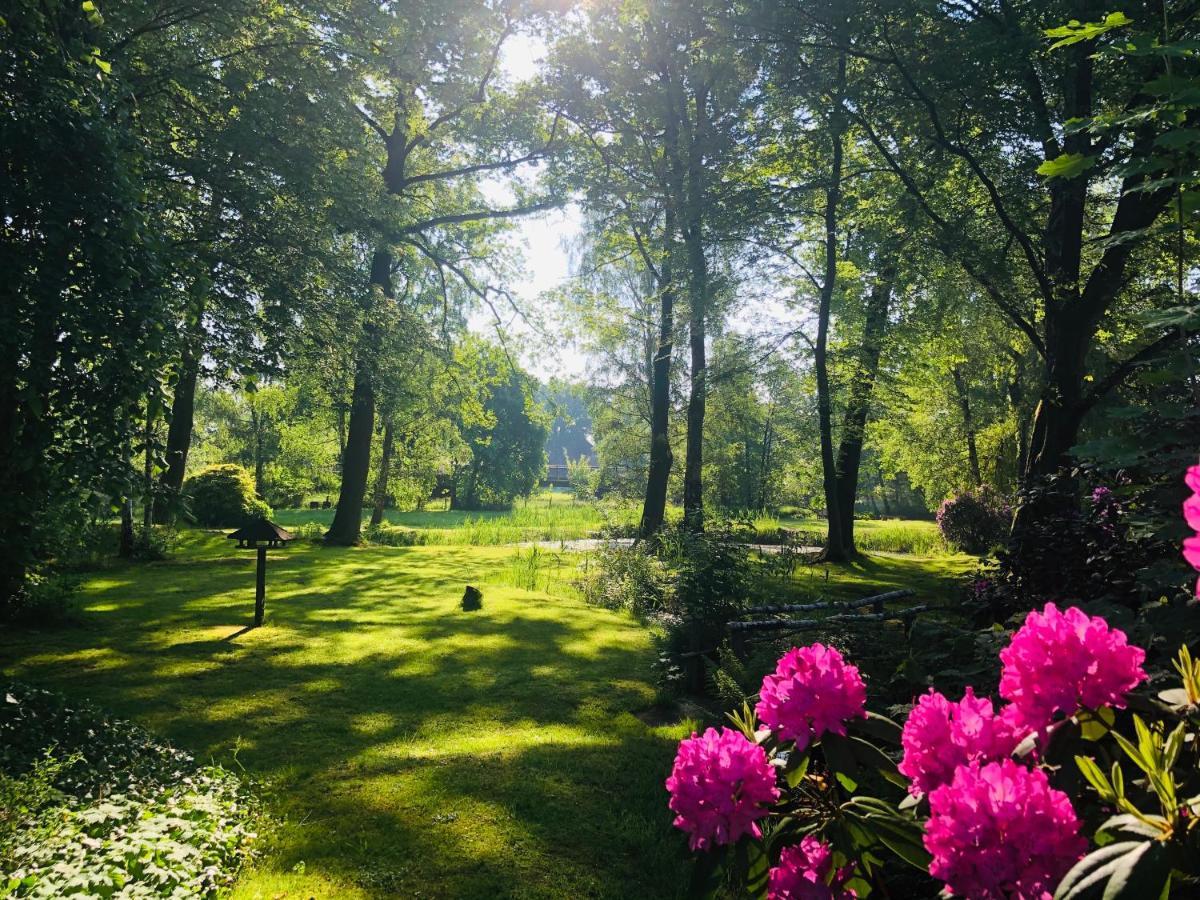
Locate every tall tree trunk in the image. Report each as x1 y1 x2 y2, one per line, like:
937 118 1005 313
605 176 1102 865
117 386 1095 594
119 436 135 559
157 344 201 523
326 248 392 545
951 366 983 487
816 53 848 562
680 84 711 532
251 406 266 498
639 214 676 539
369 418 395 527
832 262 893 555
142 403 155 532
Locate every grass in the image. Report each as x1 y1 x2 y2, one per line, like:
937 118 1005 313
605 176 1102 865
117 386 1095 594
764 515 947 556
0 531 695 899
0 500 976 898
274 490 639 546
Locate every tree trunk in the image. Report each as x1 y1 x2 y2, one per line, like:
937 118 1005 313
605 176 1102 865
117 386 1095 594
157 345 201 523
326 248 391 545
951 366 983 487
680 83 711 532
639 214 676 539
369 418 395 527
816 53 848 562
832 261 892 555
142 404 155 532
251 406 266 498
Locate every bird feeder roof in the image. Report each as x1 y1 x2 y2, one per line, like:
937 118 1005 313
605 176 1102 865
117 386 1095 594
227 518 295 547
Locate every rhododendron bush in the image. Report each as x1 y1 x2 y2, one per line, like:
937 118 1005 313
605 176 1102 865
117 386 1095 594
668 606 1200 899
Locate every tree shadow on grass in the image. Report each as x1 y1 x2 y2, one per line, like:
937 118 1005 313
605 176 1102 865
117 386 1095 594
0 541 693 898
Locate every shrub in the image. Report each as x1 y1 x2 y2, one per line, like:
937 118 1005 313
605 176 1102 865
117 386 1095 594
183 464 271 528
669 605 1200 900
0 683 263 898
0 573 79 626
936 487 1010 554
580 542 671 615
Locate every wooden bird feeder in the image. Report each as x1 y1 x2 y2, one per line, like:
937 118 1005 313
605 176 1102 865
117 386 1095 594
227 518 294 627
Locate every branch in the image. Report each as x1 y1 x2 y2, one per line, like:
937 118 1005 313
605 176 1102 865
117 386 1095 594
1083 332 1182 409
390 199 562 236
353 104 390 142
855 111 1047 357
401 112 562 188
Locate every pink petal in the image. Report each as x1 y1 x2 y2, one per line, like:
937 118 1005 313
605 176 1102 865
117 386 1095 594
1187 465 1200 495
1186 494 1200 532
1184 535 1200 570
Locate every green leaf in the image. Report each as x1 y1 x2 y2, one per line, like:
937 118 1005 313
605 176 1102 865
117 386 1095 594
1045 12 1132 49
1054 841 1170 900
1038 153 1097 178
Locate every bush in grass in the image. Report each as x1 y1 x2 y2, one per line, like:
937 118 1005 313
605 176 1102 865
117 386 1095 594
0 683 263 898
935 487 1009 554
0 573 79 626
183 464 271 528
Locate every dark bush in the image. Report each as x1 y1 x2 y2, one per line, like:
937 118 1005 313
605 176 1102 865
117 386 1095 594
183 464 271 528
0 573 79 626
936 487 1010 554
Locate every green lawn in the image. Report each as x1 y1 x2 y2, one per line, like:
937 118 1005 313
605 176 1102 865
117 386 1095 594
0 519 974 899
0 532 694 899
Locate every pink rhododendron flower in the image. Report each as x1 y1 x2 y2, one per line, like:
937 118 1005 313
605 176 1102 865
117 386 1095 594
898 688 1021 796
665 727 780 851
756 644 866 749
999 603 1146 732
1186 466 1200 598
925 759 1085 900
1183 494 1200 532
768 836 857 900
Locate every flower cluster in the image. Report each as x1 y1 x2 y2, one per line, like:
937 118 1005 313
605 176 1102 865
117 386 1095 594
898 687 1021 797
999 603 1146 732
756 644 867 750
1185 465 1200 598
767 836 857 900
925 760 1086 900
665 727 780 851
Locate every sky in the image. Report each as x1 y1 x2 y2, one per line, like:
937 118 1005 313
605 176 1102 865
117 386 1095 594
465 31 590 381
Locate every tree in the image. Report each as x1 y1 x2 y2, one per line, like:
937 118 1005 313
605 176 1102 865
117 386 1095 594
448 341 548 510
322 0 561 545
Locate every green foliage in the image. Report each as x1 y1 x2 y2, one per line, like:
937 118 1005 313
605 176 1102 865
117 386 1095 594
0 683 262 898
183 465 271 528
566 454 600 500
0 573 79 627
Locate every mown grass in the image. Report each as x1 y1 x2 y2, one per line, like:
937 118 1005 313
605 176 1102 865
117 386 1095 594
0 532 695 899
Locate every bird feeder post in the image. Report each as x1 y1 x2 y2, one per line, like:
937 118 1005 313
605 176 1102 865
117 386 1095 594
255 545 267 626
227 518 294 628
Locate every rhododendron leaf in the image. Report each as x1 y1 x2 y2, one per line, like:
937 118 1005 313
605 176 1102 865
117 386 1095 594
1053 840 1168 900
1075 756 1117 801
685 844 727 899
782 751 810 788
742 839 769 897
1079 706 1116 741
821 733 861 792
1157 687 1192 709
1095 813 1170 844
1109 730 1153 776
848 736 907 790
850 711 902 745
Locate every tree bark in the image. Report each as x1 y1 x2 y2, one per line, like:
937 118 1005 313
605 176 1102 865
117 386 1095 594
325 248 391 545
369 418 395 527
157 344 201 523
951 366 983 487
142 404 155 532
680 83 711 532
639 213 676 539
816 53 848 562
832 260 892 554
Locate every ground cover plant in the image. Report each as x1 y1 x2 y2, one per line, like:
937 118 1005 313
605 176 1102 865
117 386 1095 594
1 683 261 898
